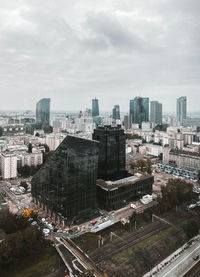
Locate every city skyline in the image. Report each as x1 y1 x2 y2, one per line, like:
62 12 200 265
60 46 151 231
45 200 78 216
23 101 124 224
0 1 199 112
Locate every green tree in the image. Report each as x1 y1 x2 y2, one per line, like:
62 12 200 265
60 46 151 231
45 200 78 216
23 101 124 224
20 181 28 191
182 220 199 239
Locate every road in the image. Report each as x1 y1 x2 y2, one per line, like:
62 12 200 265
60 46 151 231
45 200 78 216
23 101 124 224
183 260 200 277
155 239 200 277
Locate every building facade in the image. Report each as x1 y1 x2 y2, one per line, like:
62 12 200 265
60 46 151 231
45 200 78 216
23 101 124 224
36 98 51 131
92 98 99 117
177 96 187 122
31 135 99 221
92 125 126 181
112 105 120 120
163 148 200 169
0 153 17 179
96 173 153 211
130 97 149 126
21 152 43 167
150 101 162 125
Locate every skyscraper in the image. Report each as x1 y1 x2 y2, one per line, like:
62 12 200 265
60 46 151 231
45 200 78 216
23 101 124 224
129 97 149 126
31 135 99 221
92 125 126 181
177 97 187 122
112 105 120 120
36 98 51 130
150 101 162 125
92 98 99 117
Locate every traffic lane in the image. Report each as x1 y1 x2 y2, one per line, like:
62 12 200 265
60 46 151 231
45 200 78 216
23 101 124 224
155 240 200 277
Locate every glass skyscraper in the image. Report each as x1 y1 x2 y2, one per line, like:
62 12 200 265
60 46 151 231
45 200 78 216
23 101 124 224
112 105 120 120
36 98 50 130
177 96 187 122
150 101 162 125
129 97 149 126
92 98 99 117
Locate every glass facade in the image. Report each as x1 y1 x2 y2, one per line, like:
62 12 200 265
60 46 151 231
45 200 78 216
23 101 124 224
36 98 50 130
92 98 99 117
129 97 149 126
31 135 99 221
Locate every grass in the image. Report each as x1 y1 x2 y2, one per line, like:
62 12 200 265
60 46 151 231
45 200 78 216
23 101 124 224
73 233 99 253
1 246 62 277
110 227 175 264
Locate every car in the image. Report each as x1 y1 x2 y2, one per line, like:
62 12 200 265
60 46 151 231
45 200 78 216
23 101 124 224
43 228 50 234
131 203 137 209
193 254 199 261
31 221 37 226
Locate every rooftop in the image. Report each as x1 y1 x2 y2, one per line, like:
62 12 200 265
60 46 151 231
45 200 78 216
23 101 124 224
96 172 152 190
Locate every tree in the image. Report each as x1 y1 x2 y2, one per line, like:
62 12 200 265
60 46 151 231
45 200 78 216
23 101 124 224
136 159 147 172
20 181 28 191
182 220 199 239
28 143 32 153
146 159 152 174
161 178 193 208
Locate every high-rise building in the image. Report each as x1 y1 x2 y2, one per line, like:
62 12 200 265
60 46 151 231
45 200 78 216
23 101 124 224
124 114 130 130
92 125 126 181
31 135 99 221
0 153 17 179
92 98 99 117
150 101 162 125
177 97 187 122
112 105 120 120
129 97 149 126
36 98 51 131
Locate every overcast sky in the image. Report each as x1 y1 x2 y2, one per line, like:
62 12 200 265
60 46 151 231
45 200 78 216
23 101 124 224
0 0 199 113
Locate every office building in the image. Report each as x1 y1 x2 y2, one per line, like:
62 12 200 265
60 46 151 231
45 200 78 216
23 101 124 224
92 98 99 117
124 114 130 130
112 105 120 120
177 97 187 122
96 172 153 211
31 135 99 221
36 98 51 131
130 97 149 126
0 153 17 179
150 101 162 125
92 125 126 180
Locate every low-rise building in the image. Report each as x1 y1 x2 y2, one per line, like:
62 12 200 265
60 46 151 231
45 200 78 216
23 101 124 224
96 172 153 211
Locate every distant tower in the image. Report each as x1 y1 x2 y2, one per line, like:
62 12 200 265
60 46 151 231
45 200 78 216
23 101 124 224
36 98 51 130
92 98 99 117
92 125 126 181
129 97 149 126
177 97 187 122
150 101 162 125
112 105 120 120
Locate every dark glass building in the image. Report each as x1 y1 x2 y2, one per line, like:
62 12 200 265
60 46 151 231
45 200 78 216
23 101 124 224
129 97 149 126
112 105 120 120
36 98 51 131
31 135 99 221
92 98 99 117
92 125 126 181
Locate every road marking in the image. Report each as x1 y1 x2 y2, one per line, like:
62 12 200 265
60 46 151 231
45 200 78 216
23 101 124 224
161 243 200 277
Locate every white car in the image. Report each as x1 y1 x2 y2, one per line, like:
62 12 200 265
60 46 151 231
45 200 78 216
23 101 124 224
31 221 37 226
43 228 50 234
131 203 137 209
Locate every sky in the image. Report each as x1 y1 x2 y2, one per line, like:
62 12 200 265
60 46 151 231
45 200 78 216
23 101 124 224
0 0 199 113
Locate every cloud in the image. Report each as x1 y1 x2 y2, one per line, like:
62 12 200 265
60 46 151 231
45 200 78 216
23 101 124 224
0 0 199 113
